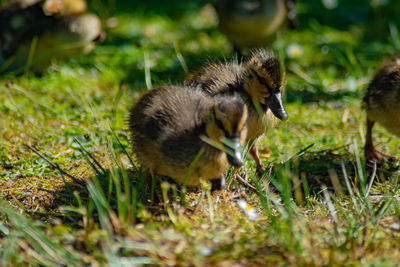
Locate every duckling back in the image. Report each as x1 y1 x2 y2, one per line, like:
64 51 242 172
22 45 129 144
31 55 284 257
186 61 244 95
129 86 247 187
364 58 400 136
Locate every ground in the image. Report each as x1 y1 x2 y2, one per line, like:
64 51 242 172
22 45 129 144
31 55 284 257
0 0 400 265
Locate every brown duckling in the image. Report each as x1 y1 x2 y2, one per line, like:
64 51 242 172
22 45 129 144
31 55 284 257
129 85 248 187
214 0 297 54
364 57 400 161
0 0 101 74
186 49 288 172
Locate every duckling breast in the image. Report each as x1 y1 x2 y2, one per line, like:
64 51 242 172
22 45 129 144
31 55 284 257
156 144 230 187
366 91 400 137
197 149 230 181
246 103 277 141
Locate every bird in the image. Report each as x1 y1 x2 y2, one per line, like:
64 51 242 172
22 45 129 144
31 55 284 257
129 85 248 187
0 0 102 74
186 49 288 173
364 57 400 161
214 0 297 55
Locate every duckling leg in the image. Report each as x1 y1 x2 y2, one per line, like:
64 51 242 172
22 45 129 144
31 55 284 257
211 176 226 191
365 119 396 161
145 169 160 204
249 144 266 175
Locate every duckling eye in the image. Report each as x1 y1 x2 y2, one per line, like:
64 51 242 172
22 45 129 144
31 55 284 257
258 76 268 86
215 118 230 136
252 70 273 93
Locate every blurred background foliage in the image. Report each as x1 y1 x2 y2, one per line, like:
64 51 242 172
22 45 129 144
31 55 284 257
97 0 400 33
76 0 400 101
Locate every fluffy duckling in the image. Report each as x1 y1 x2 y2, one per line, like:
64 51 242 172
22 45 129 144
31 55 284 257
214 0 297 53
0 0 101 74
364 57 400 161
186 49 288 172
129 86 248 187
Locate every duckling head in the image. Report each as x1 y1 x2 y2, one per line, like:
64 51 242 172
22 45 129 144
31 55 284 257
206 97 248 167
242 49 288 121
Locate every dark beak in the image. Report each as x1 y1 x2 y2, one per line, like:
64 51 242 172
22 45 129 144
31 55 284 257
224 136 244 167
265 91 288 121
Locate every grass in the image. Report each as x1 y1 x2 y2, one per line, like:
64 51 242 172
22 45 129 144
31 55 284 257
1 0 400 265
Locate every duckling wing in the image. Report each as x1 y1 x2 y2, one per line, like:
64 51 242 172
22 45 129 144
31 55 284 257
161 131 203 166
365 59 400 105
157 89 210 164
130 86 211 165
187 62 244 96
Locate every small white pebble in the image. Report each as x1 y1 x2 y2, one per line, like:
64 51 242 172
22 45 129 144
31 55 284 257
198 245 213 256
390 222 400 230
237 199 258 221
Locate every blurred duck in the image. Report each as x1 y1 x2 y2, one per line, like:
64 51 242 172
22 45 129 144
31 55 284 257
129 86 248 187
214 0 297 54
364 57 400 161
0 0 101 74
186 49 288 173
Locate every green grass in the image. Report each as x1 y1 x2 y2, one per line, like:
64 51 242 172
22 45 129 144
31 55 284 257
1 0 400 265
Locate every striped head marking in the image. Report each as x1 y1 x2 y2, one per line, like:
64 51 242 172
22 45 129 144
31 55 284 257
213 98 248 140
206 97 248 167
243 50 288 121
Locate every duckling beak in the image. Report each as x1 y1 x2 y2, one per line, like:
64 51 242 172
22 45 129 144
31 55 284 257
265 91 288 121
224 136 244 167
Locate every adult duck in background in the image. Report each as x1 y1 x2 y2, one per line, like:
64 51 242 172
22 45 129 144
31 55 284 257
0 0 102 74
214 0 297 55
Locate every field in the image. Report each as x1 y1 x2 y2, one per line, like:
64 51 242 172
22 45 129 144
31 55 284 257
1 0 400 265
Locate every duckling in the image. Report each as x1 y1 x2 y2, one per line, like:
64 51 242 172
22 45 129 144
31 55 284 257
186 49 288 172
0 0 101 74
129 85 248 187
364 57 400 161
214 0 297 54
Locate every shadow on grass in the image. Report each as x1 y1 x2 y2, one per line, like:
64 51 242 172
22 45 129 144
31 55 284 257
285 88 359 104
18 165 200 225
4 145 399 223
269 147 400 199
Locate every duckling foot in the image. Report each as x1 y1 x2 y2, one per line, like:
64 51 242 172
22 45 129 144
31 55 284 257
366 147 397 163
145 171 162 205
249 145 267 176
